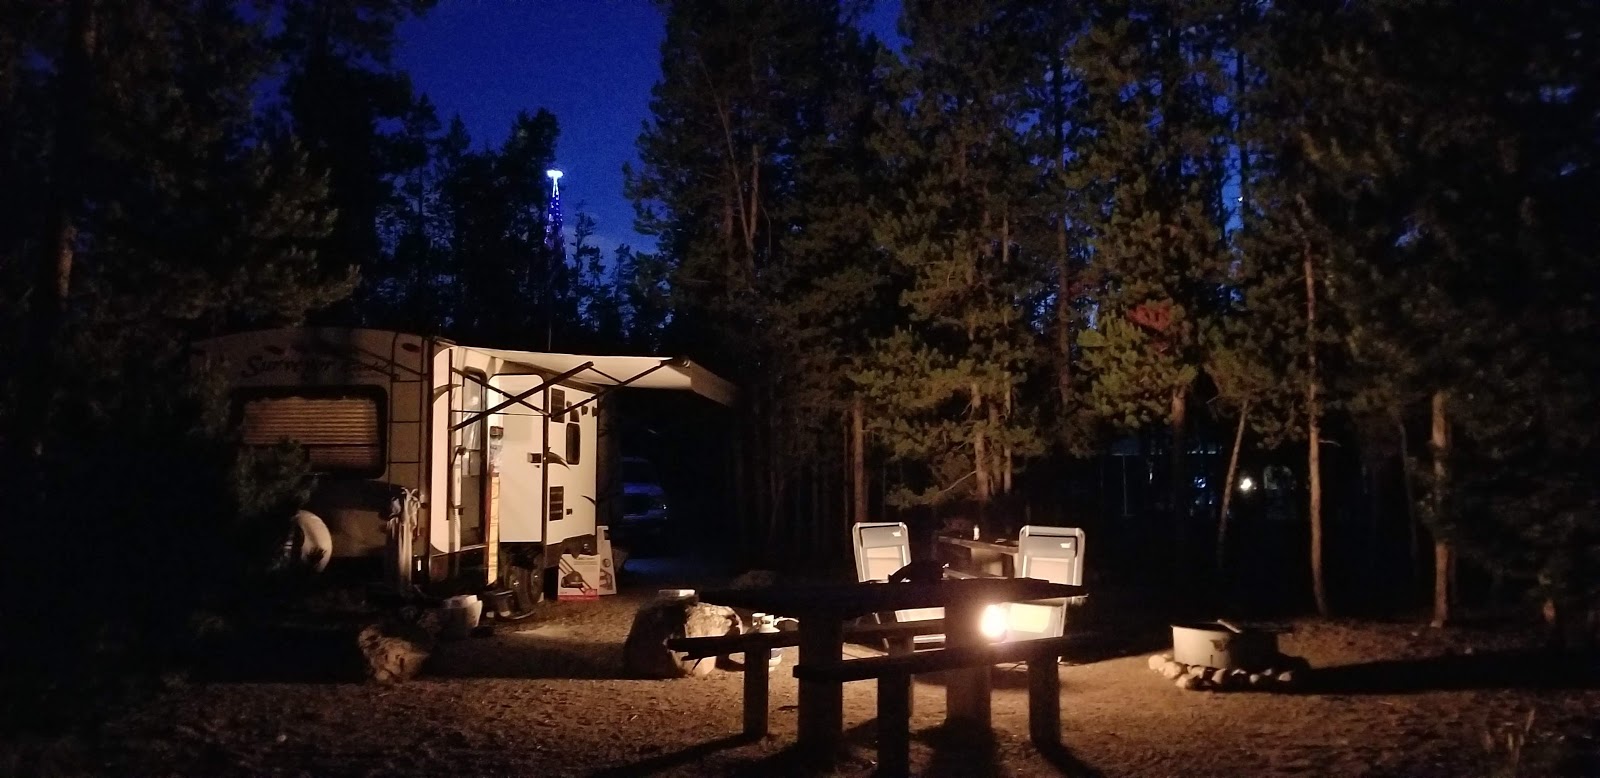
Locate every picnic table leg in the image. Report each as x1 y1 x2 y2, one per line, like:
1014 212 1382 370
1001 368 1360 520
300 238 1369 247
1027 655 1061 747
797 617 845 752
886 631 915 717
943 599 990 728
744 646 771 739
877 671 911 778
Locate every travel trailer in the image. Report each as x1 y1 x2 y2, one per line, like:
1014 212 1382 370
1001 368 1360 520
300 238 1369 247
193 328 735 598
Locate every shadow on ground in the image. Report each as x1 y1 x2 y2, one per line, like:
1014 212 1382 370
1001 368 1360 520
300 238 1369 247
427 630 630 680
197 624 374 683
1306 649 1600 695
586 717 1101 778
586 720 882 778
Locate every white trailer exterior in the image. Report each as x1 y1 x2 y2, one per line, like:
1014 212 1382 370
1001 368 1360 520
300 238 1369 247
194 328 734 590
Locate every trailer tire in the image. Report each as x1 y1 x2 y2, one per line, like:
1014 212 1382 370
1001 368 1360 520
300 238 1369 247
500 544 544 614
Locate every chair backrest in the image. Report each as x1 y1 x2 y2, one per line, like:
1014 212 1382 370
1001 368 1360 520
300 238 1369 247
853 522 913 583
1018 525 1086 586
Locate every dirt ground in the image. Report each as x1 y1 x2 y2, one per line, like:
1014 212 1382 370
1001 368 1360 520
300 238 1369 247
12 565 1600 778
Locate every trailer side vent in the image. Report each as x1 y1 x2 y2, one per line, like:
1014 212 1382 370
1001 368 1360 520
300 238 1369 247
549 486 565 522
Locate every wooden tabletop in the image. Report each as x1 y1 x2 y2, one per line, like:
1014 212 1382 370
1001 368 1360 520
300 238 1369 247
699 577 1085 620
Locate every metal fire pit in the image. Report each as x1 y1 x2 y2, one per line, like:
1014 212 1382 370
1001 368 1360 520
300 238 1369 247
1171 620 1278 671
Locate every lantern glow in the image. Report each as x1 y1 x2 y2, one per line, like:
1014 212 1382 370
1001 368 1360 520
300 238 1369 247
981 603 1009 641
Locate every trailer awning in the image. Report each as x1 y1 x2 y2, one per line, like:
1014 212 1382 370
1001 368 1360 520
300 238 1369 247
476 350 738 407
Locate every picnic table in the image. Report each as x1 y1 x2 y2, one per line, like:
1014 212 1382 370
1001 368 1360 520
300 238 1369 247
936 534 1021 577
699 576 1086 752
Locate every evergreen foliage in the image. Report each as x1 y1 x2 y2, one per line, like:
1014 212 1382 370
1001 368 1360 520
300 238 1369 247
2 0 1596 675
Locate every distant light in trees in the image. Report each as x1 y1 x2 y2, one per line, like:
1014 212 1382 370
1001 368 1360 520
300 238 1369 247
1238 476 1255 494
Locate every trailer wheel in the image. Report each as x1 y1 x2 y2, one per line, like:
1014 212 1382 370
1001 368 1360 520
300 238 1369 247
500 544 544 614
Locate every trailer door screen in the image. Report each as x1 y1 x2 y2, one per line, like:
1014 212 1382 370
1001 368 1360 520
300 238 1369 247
241 394 383 474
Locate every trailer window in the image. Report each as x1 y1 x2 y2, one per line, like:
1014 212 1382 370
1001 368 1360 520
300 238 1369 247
240 391 384 476
565 422 581 465
550 388 567 422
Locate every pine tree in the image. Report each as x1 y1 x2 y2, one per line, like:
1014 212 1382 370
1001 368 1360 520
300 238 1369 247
630 0 884 558
1070 0 1235 574
859 0 1049 525
366 95 448 333
1247 0 1600 623
0 0 354 681
275 0 436 323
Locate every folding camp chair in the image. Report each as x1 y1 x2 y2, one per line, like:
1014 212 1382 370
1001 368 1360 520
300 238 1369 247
1002 525 1087 641
852 522 945 647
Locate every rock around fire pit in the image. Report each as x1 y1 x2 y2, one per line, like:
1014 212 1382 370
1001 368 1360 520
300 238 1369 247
1147 651 1312 691
1151 620 1312 692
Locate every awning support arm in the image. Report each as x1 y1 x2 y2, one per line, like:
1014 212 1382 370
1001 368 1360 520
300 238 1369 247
454 368 547 418
560 360 673 415
451 361 593 431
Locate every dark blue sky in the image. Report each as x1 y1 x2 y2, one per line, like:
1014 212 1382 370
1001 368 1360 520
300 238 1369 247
396 0 901 257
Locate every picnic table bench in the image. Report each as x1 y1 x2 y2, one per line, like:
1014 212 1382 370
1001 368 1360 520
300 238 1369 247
666 618 946 740
794 634 1076 776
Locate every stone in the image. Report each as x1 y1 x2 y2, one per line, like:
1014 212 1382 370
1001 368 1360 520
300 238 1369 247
1209 668 1230 687
1175 675 1202 691
1276 669 1297 686
1187 664 1209 679
357 619 433 684
1160 661 1185 680
1248 673 1264 687
624 598 744 679
1148 654 1166 671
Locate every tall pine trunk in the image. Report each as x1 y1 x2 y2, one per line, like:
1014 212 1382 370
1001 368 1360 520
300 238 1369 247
1216 402 1250 572
1169 388 1188 574
1050 54 1074 412
1305 246 1329 617
1395 415 1421 586
851 395 867 523
1430 390 1452 627
973 384 991 529
15 0 95 473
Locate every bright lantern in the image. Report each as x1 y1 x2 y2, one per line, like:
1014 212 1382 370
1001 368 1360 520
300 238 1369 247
980 604 1009 641
1238 476 1255 493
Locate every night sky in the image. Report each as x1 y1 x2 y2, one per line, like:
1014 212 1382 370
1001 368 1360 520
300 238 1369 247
396 0 902 258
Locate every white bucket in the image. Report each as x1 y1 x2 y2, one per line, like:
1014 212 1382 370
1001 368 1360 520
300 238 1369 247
441 595 483 639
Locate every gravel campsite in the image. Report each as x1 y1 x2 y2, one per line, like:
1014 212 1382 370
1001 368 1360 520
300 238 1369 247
11 563 1597 778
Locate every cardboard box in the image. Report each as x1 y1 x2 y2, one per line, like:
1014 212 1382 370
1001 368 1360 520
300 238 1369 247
597 526 617 596
556 553 601 600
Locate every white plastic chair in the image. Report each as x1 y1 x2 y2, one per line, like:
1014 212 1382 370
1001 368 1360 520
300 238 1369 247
852 522 943 646
1003 525 1088 641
